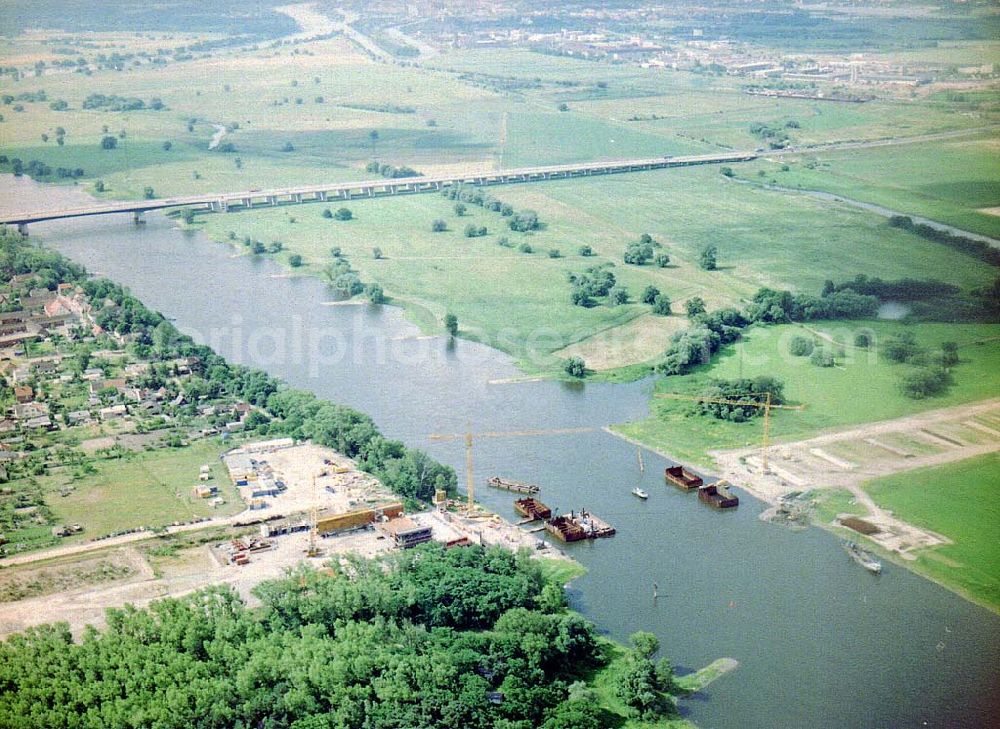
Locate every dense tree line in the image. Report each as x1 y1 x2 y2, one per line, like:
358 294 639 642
697 377 786 421
0 232 456 503
440 184 541 233
658 284 878 376
889 216 1000 267
82 93 166 111
0 544 613 729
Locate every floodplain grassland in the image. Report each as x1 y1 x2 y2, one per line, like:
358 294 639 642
45 439 242 541
862 453 1000 613
740 134 1000 238
613 321 1000 467
199 161 997 372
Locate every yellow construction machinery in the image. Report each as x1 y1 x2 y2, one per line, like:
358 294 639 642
428 426 596 510
654 392 804 472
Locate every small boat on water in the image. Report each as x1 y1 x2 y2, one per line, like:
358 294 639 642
843 540 882 574
631 487 649 500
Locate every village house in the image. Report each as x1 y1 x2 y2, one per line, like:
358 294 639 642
24 415 53 431
123 362 150 378
0 420 16 435
66 410 93 427
13 386 33 404
99 404 128 421
13 401 49 420
30 360 59 377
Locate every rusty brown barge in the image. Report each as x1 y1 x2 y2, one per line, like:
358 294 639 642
488 476 540 494
665 465 703 490
545 509 616 542
698 480 739 509
514 497 552 521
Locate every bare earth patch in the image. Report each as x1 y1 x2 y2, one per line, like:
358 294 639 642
553 313 687 370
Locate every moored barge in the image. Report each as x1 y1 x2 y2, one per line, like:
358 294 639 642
488 476 540 494
514 497 552 521
698 480 739 509
545 509 616 542
665 465 703 490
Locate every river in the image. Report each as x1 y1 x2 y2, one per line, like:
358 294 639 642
3 175 999 729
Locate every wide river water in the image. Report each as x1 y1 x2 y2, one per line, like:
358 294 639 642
4 176 999 728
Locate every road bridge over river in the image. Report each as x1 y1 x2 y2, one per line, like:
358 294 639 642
0 152 755 233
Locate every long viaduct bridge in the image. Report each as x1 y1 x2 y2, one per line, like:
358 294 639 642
1 151 756 233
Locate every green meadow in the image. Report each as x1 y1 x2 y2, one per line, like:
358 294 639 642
614 320 1000 467
740 134 1000 238
863 453 1000 613
46 439 242 541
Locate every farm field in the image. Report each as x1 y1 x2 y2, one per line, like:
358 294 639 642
1 30 996 203
613 320 1000 467
863 453 1000 613
45 439 243 542
743 134 1000 238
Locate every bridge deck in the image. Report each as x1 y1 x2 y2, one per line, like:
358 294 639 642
1 152 755 227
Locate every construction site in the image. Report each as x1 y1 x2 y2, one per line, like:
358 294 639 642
0 436 574 639
711 398 1000 558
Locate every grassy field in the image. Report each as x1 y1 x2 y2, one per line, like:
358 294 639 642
47 439 242 540
614 320 1000 467
194 156 996 372
863 453 1000 613
739 134 1000 238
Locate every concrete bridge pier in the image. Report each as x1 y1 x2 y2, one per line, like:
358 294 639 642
16 222 28 236
267 196 278 206
318 191 328 202
132 211 146 225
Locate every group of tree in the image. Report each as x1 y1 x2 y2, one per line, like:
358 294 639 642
0 543 627 729
699 245 718 271
612 632 678 722
640 285 672 315
322 207 353 221
623 233 668 267
563 356 586 378
882 331 958 399
568 264 616 308
365 160 422 179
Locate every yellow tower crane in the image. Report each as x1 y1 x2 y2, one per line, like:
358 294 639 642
428 426 597 510
654 392 805 473
306 474 321 558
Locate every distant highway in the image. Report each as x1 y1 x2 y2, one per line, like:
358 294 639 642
0 152 756 231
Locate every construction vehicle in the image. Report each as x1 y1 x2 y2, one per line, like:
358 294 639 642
428 426 596 511
654 392 804 472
